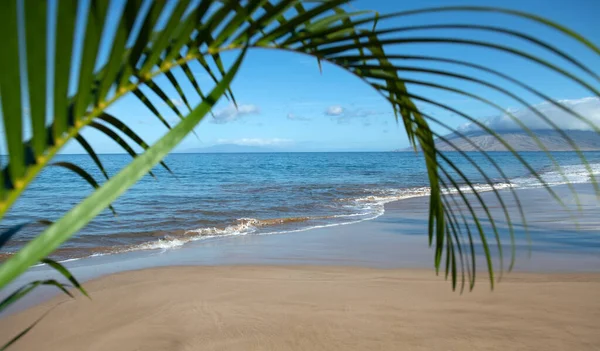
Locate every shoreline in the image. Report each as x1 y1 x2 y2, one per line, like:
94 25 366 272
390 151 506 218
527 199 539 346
3 161 592 265
1 182 599 314
9 179 599 266
1 265 599 350
0 182 599 349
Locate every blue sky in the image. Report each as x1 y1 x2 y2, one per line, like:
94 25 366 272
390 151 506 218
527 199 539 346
20 0 600 153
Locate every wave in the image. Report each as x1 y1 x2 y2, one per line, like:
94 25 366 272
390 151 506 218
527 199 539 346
511 162 600 188
112 216 342 255
126 181 519 251
15 161 600 265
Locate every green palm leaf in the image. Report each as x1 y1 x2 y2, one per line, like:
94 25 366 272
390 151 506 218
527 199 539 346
0 1 598 325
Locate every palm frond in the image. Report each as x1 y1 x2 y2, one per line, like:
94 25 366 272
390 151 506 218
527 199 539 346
0 275 80 350
75 134 110 180
0 38 249 290
0 307 52 351
0 279 72 314
0 220 52 250
50 161 117 215
246 4 599 288
40 258 89 298
0 0 599 302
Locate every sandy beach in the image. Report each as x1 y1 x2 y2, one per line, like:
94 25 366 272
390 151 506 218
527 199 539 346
1 183 599 350
1 266 599 351
2 0 600 348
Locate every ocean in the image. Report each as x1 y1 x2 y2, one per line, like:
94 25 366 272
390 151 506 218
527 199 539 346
1 151 599 261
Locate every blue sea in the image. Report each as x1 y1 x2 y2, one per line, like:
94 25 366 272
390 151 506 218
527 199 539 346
1 151 599 261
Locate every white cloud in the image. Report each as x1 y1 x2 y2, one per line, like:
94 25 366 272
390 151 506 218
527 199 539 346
216 138 293 146
325 105 344 116
460 97 600 132
212 104 260 124
287 113 311 121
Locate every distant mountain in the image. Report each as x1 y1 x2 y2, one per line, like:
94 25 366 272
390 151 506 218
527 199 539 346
179 144 283 153
399 130 600 152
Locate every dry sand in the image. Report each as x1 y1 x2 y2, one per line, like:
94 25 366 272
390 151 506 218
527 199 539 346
1 265 599 351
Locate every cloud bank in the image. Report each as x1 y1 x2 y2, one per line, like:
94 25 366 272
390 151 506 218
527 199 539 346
460 97 600 132
211 104 260 124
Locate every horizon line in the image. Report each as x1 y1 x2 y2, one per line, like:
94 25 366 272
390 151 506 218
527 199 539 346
2 150 592 157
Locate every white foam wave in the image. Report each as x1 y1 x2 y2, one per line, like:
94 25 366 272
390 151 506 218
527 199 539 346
330 212 372 218
185 218 259 237
39 161 599 262
348 182 514 211
133 236 189 251
116 218 262 254
512 162 600 188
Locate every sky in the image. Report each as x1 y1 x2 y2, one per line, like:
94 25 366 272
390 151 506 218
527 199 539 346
5 0 600 154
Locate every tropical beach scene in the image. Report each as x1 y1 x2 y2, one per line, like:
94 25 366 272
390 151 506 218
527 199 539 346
0 0 599 350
